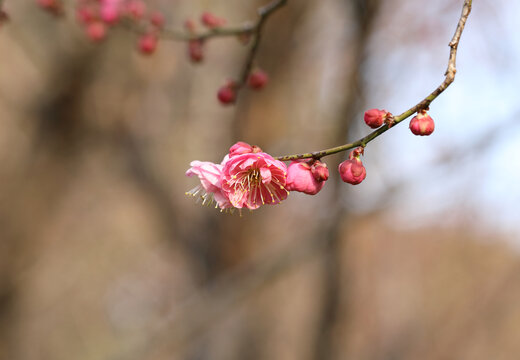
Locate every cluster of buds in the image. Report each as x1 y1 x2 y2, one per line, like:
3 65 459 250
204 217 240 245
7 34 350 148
216 69 269 105
35 0 165 54
364 107 435 136
183 12 227 64
183 13 269 105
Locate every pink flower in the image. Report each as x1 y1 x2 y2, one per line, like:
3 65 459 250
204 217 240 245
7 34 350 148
185 161 232 210
222 152 288 209
286 160 328 195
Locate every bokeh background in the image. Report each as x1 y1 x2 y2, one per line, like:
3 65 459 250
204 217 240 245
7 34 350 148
1 0 520 359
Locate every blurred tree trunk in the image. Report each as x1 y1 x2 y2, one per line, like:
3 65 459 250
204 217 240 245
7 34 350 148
312 1 381 359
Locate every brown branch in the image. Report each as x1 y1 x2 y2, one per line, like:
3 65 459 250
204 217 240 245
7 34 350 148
236 0 287 87
275 0 472 162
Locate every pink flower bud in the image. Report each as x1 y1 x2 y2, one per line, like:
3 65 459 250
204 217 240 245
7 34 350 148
311 161 329 182
125 0 146 20
86 22 107 42
76 6 95 25
36 0 63 15
409 110 435 136
150 11 165 29
248 69 269 90
217 82 236 105
364 109 389 129
100 5 120 25
338 157 366 185
201 11 226 29
229 142 262 157
286 160 328 195
188 40 204 63
184 18 196 33
138 33 158 55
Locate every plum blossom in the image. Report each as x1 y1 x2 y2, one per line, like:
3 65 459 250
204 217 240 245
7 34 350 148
186 142 289 211
185 161 232 210
222 152 288 209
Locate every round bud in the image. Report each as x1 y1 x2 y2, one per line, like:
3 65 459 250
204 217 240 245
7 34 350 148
125 0 146 20
338 158 366 185
100 5 120 25
364 109 389 129
201 12 226 29
311 161 329 182
188 40 204 63
76 6 95 25
150 12 165 29
217 82 237 105
409 110 435 136
138 33 158 55
184 19 196 33
86 22 107 42
248 69 269 90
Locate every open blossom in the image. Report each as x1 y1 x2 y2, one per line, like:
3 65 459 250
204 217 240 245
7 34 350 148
186 142 289 211
286 160 329 195
222 152 288 209
185 161 232 210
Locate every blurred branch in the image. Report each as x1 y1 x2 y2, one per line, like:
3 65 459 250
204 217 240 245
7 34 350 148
236 0 287 88
275 0 473 161
151 0 287 89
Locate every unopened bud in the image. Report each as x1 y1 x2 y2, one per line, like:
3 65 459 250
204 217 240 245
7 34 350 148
364 108 390 129
311 161 329 182
217 81 237 105
409 110 435 136
201 12 226 29
138 33 158 55
248 69 269 90
86 22 107 42
286 160 328 195
188 40 204 63
150 12 165 29
339 158 366 185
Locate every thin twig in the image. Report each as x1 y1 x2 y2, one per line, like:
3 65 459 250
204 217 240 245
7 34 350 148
274 0 472 162
237 0 288 86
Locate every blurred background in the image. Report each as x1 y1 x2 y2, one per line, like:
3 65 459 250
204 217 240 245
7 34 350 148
1 0 520 359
